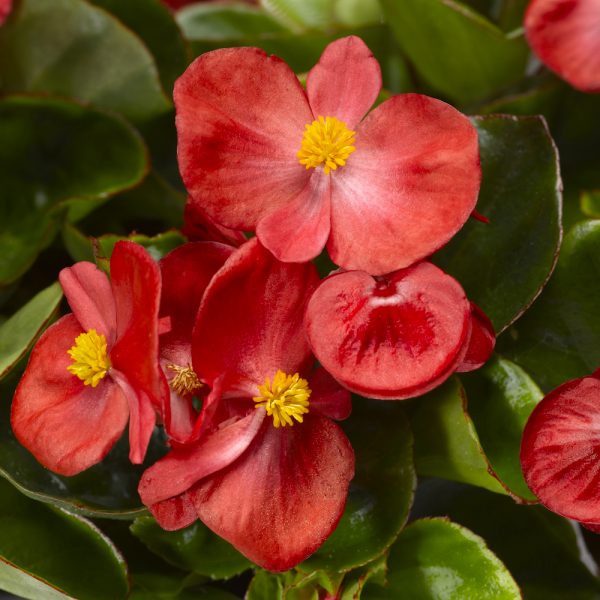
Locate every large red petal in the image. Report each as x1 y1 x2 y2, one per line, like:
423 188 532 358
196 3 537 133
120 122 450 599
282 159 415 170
110 241 166 410
183 199 247 247
11 315 129 476
138 409 265 506
455 303 496 373
309 367 352 421
305 263 471 399
175 47 313 230
521 375 600 523
256 171 331 263
525 0 600 93
59 262 117 345
306 36 381 129
193 238 319 394
327 94 481 275
191 416 354 571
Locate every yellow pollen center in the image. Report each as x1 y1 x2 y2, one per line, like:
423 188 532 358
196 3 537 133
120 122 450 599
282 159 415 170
297 116 356 175
67 329 110 387
167 363 203 396
253 370 311 428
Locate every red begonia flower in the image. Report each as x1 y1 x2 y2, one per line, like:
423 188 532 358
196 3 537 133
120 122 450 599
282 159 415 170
139 239 354 571
455 303 496 373
175 36 481 275
182 198 247 248
11 242 166 476
525 0 600 93
158 242 234 444
0 0 11 24
521 371 600 523
304 262 471 399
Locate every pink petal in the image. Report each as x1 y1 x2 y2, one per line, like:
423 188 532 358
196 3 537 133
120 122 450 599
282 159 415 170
192 238 319 394
11 315 129 476
306 36 381 129
455 303 496 373
525 0 600 93
521 374 600 523
305 263 471 399
175 47 313 230
256 171 331 263
191 416 354 571
138 409 265 507
309 367 352 421
59 262 117 345
327 94 481 275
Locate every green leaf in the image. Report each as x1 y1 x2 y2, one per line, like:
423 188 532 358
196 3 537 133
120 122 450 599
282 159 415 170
409 378 508 496
247 571 284 600
91 0 190 94
461 356 542 501
95 231 186 262
0 0 171 122
501 220 600 391
0 477 128 600
130 573 238 600
363 518 521 599
339 555 387 600
580 190 600 218
0 95 148 285
301 400 415 573
435 115 562 333
380 0 528 105
413 481 600 600
0 282 62 381
131 517 251 580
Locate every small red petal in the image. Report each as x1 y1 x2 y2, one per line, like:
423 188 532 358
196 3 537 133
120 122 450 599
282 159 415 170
183 199 247 247
455 303 496 373
521 375 600 523
149 492 198 531
305 262 471 399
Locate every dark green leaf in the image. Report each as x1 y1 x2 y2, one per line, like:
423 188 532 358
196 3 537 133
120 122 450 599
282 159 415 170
0 477 128 599
301 400 415 573
413 481 600 600
0 95 148 284
0 0 171 122
0 282 62 381
363 518 521 599
131 517 251 580
501 220 600 391
380 0 528 105
247 570 284 600
462 356 542 501
130 573 238 600
435 115 562 332
581 191 600 218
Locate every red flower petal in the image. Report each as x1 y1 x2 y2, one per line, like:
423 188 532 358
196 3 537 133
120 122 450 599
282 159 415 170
525 0 600 93
138 409 265 507
191 416 354 571
455 303 496 373
521 374 600 523
193 239 319 394
306 36 381 129
256 171 331 263
149 492 198 531
327 94 481 274
0 0 12 25
59 262 117 345
305 263 471 399
183 199 247 247
11 315 129 476
309 367 352 421
175 47 313 230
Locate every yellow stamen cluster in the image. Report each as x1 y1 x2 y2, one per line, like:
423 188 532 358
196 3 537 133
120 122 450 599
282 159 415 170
253 370 311 428
167 363 203 397
297 116 356 174
67 329 110 387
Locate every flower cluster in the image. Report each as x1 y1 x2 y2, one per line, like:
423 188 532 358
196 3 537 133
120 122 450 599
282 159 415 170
11 36 495 571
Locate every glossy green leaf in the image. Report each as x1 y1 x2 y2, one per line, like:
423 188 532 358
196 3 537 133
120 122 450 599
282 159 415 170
380 0 528 105
435 115 562 333
339 555 387 600
301 400 415 573
581 191 600 218
478 80 563 119
247 571 284 600
413 481 600 600
130 573 238 600
0 477 128 599
409 378 508 496
0 95 148 284
0 0 171 122
0 282 62 381
462 356 542 501
501 220 600 391
363 518 521 599
91 0 190 94
131 517 251 580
